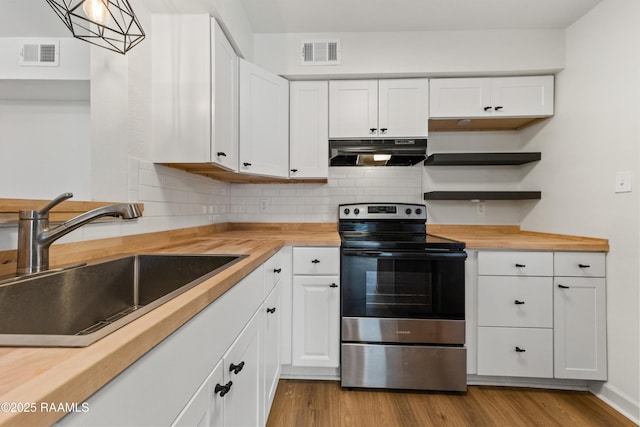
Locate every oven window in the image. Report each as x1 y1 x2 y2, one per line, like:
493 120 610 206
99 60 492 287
341 252 465 319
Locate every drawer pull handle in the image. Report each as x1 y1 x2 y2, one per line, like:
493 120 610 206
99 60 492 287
229 361 245 375
514 300 525 305
311 259 320 264
558 284 570 289
515 263 526 268
266 307 276 314
515 347 526 353
215 381 233 397
329 283 338 288
273 268 282 274
484 106 493 111
578 264 591 268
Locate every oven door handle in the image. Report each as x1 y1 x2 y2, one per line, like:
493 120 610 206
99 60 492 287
342 249 467 260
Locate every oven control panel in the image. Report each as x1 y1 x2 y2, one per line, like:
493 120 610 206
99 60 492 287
339 203 426 220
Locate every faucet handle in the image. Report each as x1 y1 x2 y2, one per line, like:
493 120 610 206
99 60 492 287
36 192 74 217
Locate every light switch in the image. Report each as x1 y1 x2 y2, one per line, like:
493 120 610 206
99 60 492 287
615 171 632 193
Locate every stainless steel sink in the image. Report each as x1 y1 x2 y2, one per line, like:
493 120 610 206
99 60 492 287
0 254 245 347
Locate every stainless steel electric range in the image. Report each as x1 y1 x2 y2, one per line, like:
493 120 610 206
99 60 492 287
339 203 467 392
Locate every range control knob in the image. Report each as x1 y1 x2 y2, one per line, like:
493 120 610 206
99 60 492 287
405 208 412 215
343 208 350 215
354 208 360 215
416 208 422 215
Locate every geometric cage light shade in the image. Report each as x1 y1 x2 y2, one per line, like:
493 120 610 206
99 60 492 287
45 0 145 55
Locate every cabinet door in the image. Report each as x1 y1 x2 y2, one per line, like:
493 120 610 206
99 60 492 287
292 276 340 367
491 76 554 117
554 278 607 380
211 20 238 171
429 78 491 118
171 360 224 427
378 79 429 138
151 14 211 163
223 311 261 427
329 80 378 138
262 284 281 425
290 81 329 178
239 59 289 178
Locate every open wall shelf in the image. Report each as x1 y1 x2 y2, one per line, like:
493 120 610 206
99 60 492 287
424 152 541 166
424 191 542 201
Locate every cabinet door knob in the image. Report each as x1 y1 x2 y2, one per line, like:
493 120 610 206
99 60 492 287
217 152 227 157
369 128 377 134
515 347 526 353
484 106 493 111
380 128 388 134
290 169 298 173
329 283 338 288
311 259 320 264
243 162 252 167
558 284 570 289
515 263 526 268
215 381 233 397
578 264 591 268
494 106 503 111
229 361 245 375
267 307 276 314
514 300 525 305
273 268 282 274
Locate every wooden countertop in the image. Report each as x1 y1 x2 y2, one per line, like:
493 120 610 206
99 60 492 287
0 223 607 425
427 225 609 251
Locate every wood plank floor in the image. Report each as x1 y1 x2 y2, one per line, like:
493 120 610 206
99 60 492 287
266 380 635 427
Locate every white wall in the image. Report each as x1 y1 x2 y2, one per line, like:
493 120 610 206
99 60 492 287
520 0 640 421
423 130 541 225
253 30 565 78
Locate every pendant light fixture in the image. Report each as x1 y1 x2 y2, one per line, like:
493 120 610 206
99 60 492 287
45 0 145 55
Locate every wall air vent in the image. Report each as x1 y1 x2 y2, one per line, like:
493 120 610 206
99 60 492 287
300 40 341 66
20 41 60 67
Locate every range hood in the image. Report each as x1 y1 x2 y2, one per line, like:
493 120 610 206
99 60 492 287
329 139 427 166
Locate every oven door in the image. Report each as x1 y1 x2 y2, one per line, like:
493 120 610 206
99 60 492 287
341 248 466 320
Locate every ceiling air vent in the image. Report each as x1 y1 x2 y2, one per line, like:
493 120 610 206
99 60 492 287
301 40 340 66
20 41 60 67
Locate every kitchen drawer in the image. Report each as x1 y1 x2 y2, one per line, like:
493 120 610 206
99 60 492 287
477 276 552 328
293 247 340 275
263 249 284 296
477 327 553 378
478 251 553 277
554 252 605 277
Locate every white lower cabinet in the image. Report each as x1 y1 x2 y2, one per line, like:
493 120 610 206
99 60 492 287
262 283 281 424
223 312 261 427
292 276 340 367
291 247 340 368
475 250 607 382
554 277 607 380
58 248 287 427
172 360 224 427
477 327 553 378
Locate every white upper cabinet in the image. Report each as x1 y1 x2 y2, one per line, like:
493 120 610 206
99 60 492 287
289 81 329 179
378 79 430 138
211 19 239 172
430 76 554 119
329 79 429 139
151 16 239 170
239 59 290 178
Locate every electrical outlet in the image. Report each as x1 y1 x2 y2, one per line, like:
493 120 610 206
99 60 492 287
615 171 632 193
476 202 486 215
259 198 269 212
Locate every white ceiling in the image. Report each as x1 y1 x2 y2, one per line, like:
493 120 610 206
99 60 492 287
239 0 602 33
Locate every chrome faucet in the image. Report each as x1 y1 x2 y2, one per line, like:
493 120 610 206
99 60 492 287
16 192 143 275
